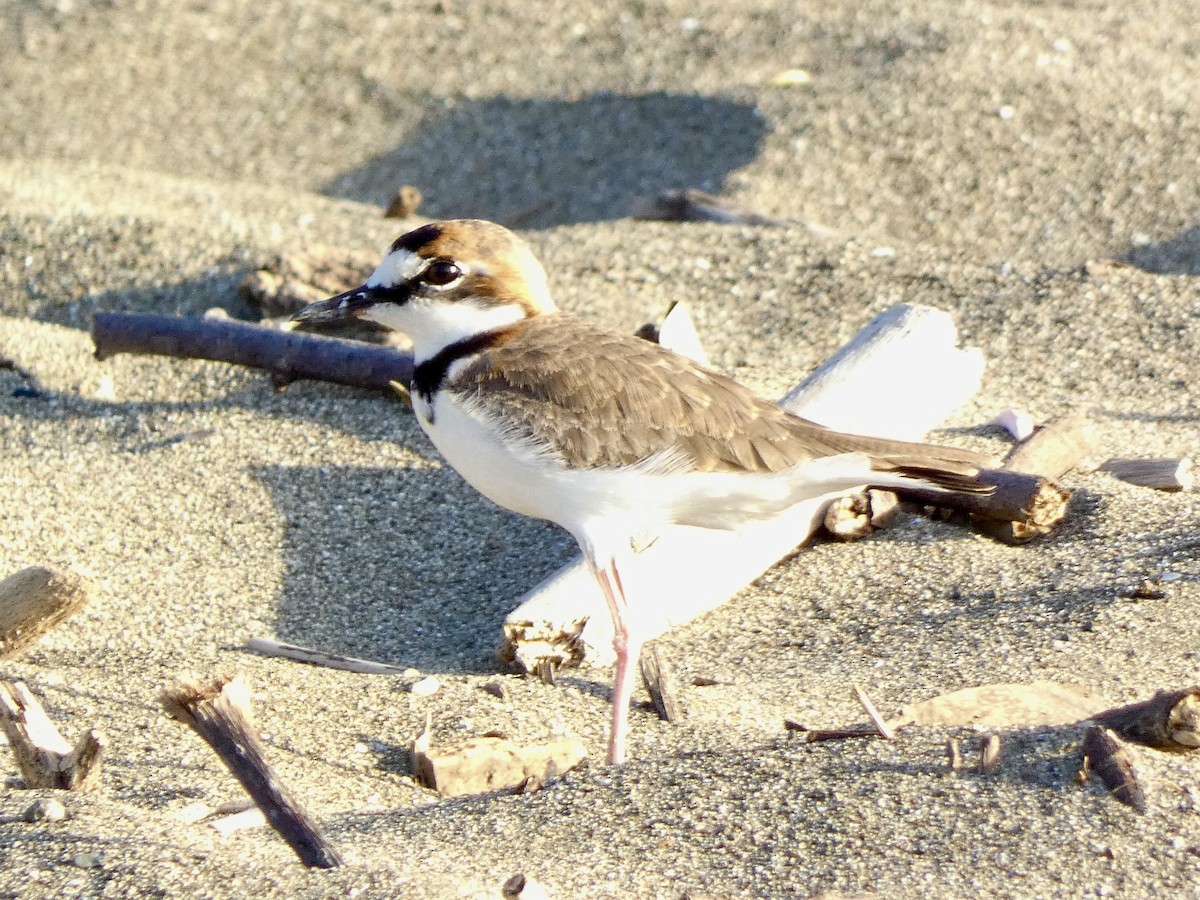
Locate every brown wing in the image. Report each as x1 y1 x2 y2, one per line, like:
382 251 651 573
448 314 990 479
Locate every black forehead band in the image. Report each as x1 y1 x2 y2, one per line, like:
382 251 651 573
390 223 444 255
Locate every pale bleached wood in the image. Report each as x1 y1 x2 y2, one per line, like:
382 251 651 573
501 304 985 671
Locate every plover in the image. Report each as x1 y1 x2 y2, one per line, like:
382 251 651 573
294 219 990 765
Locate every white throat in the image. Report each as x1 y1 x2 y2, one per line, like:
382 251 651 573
360 299 528 363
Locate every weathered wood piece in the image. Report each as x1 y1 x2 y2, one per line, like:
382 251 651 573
888 681 1111 730
503 304 987 670
0 681 106 791
1080 726 1147 812
1089 688 1200 750
0 566 94 659
161 675 343 868
91 311 413 392
410 730 587 798
246 636 408 675
640 644 686 723
1101 457 1193 492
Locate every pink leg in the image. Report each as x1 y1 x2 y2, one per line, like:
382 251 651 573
592 560 642 765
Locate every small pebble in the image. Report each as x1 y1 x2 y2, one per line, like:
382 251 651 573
23 798 67 823
410 675 441 696
70 851 102 869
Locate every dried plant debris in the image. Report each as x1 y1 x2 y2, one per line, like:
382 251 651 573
161 675 343 869
640 644 687 723
411 726 586 798
383 184 423 219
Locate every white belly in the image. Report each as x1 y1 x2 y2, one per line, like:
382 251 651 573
412 391 881 543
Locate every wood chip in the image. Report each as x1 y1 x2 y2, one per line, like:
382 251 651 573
889 681 1110 730
383 184 423 219
411 733 587 798
946 737 963 770
0 566 94 660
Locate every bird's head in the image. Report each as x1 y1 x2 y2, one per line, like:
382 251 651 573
292 219 556 356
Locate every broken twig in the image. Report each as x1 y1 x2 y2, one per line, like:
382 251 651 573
1089 688 1200 750
0 682 106 791
852 684 895 739
161 675 343 868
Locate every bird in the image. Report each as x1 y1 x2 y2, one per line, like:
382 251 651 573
292 219 992 765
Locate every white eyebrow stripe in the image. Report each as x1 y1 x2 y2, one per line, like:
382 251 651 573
366 248 426 288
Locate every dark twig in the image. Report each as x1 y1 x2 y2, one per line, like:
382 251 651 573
161 675 343 868
1080 726 1146 812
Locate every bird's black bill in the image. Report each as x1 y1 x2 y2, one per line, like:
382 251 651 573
291 287 379 327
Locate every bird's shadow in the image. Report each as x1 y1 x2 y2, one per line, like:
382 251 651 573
318 91 768 228
250 462 576 674
1122 221 1200 275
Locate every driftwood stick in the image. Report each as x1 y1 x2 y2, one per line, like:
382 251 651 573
91 311 413 392
0 566 94 659
1088 688 1200 750
0 682 107 791
246 636 409 675
502 304 986 670
161 675 343 868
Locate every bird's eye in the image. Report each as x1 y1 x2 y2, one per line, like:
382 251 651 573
421 260 462 286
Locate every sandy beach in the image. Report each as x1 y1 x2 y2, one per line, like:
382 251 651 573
1 1 1199 896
